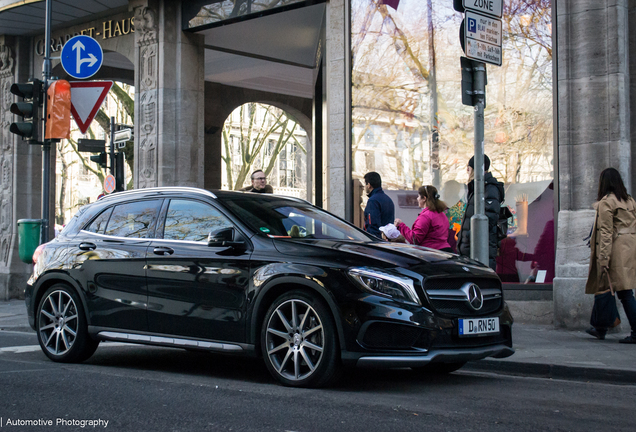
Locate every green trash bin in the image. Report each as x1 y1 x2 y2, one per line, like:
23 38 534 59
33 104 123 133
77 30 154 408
17 219 43 264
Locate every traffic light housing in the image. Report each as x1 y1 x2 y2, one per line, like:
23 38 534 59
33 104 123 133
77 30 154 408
90 152 108 169
115 152 126 191
460 56 487 107
9 79 43 143
45 80 72 140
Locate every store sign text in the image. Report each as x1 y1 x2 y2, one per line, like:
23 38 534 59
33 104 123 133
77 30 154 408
36 17 134 56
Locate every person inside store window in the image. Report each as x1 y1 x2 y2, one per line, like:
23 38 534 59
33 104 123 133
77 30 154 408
242 169 273 193
394 185 452 252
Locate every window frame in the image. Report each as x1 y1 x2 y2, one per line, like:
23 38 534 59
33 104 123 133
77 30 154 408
80 199 164 240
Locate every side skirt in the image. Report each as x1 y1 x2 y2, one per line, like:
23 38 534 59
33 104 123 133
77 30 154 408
88 326 256 355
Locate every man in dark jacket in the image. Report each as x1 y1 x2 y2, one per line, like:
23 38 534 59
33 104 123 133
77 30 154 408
363 172 395 238
457 155 505 270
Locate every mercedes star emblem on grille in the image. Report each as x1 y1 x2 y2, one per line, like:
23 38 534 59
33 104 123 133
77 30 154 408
461 282 484 310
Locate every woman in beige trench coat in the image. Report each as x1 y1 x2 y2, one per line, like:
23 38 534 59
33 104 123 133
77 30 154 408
585 168 636 343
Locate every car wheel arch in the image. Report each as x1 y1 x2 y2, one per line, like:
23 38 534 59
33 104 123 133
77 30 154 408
249 276 346 353
32 273 90 326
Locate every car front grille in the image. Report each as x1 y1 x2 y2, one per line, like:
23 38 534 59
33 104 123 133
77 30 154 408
422 277 503 318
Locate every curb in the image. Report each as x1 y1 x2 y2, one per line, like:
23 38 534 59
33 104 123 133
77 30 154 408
0 326 33 333
464 359 636 385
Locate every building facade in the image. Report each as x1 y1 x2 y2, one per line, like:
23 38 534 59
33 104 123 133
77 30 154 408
0 0 634 329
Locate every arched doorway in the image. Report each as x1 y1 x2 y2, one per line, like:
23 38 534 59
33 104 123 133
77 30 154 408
221 102 310 199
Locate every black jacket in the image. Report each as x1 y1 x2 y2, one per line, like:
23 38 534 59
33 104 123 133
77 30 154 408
457 172 505 270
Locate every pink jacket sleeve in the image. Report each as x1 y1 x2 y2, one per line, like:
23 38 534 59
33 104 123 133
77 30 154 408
398 211 431 246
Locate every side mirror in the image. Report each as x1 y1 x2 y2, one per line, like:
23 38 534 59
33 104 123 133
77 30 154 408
208 227 245 248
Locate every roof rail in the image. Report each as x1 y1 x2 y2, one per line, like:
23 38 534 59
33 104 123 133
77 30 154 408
97 187 217 201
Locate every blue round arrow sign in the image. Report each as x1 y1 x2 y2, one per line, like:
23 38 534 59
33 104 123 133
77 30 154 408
60 35 103 80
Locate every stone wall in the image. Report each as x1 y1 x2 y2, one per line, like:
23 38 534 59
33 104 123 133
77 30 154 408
0 36 43 300
325 0 347 218
554 1 632 327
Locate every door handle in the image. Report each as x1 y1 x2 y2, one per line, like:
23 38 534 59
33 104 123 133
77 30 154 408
153 246 174 256
78 242 96 251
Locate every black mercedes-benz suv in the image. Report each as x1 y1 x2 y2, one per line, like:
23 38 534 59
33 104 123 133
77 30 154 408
25 187 513 387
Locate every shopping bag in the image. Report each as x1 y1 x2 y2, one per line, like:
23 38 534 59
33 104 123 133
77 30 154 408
590 278 621 329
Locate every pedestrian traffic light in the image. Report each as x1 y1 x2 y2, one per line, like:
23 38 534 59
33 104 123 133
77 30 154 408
45 80 72 140
9 79 43 143
115 152 126 191
90 152 108 169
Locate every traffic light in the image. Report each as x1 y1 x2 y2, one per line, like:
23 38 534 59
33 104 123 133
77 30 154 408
115 152 126 191
9 79 43 143
90 152 108 169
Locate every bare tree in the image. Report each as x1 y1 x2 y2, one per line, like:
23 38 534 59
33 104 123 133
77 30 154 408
222 103 307 190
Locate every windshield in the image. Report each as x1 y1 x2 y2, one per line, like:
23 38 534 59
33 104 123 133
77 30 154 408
219 195 373 241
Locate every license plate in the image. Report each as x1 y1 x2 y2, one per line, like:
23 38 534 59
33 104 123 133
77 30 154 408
458 317 499 337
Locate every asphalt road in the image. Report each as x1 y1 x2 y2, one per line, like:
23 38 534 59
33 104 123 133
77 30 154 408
2 330 636 432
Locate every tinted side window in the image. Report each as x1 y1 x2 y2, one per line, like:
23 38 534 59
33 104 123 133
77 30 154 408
85 207 113 234
61 204 91 236
105 200 162 238
163 200 234 242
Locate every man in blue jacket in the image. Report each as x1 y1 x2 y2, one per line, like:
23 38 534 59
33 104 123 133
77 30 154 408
363 172 395 238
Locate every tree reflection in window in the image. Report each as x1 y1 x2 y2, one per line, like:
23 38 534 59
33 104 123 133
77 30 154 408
85 207 113 234
105 200 162 238
163 200 234 242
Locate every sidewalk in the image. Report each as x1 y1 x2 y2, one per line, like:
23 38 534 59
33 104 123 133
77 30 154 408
0 299 32 332
466 323 636 384
2 300 636 384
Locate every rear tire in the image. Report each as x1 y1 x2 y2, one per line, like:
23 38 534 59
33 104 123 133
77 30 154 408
261 290 342 388
36 284 99 363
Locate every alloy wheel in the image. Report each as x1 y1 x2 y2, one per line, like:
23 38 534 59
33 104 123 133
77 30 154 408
38 290 79 356
265 299 325 381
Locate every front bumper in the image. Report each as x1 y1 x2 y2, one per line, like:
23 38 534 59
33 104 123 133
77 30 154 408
338 291 514 367
355 344 514 368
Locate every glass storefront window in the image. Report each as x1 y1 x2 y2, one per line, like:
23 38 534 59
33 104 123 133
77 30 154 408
186 0 306 28
351 0 554 284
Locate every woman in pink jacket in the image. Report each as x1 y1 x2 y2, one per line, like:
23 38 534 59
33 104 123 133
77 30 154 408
394 185 452 252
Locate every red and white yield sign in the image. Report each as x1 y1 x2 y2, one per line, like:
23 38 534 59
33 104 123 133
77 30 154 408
70 81 113 134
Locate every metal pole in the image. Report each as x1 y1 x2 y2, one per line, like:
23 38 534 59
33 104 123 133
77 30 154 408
40 0 53 243
427 0 440 189
109 117 115 176
470 61 489 267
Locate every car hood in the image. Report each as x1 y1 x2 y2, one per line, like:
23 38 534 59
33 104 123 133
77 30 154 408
272 238 494 278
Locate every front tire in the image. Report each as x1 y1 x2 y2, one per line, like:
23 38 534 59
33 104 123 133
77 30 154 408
261 290 342 388
36 284 99 363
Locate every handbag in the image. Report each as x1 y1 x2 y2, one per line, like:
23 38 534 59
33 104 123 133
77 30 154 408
590 271 621 329
497 205 513 241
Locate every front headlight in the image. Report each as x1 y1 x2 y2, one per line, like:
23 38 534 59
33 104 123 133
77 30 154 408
348 268 421 305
